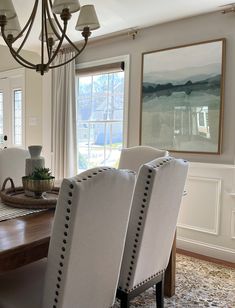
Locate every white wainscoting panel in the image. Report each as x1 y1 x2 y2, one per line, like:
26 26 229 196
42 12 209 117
177 236 235 263
177 176 221 235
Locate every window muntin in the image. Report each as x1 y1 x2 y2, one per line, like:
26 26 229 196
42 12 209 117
13 89 23 145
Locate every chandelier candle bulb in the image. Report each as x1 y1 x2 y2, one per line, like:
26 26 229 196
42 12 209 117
0 0 100 75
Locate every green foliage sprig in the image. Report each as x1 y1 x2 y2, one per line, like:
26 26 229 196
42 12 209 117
27 168 54 180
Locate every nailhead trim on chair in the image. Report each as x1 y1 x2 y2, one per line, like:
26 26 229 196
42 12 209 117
52 176 74 308
119 157 173 292
126 269 165 293
52 167 132 307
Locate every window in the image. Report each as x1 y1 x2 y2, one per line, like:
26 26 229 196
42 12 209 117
197 106 209 138
76 62 125 172
0 69 25 147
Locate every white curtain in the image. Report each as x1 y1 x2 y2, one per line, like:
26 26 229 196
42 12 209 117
52 51 77 180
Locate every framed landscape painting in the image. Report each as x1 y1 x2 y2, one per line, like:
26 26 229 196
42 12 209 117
140 39 225 154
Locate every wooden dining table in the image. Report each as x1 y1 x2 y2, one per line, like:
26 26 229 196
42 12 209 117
0 210 176 297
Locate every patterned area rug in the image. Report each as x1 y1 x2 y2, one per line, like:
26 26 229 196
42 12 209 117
114 254 235 308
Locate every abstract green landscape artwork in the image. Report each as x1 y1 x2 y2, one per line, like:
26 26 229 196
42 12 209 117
141 39 225 154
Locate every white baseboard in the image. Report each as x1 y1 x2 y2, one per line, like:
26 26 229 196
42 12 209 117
176 236 235 263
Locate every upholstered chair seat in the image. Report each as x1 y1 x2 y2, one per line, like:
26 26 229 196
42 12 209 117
118 146 168 174
117 157 188 308
0 167 136 308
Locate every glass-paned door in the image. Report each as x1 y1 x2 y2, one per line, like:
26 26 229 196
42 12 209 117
0 70 25 148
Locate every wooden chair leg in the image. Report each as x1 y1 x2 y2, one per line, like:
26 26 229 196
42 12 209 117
156 278 164 308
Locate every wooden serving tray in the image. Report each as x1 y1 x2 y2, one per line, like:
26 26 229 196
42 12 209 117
0 177 59 209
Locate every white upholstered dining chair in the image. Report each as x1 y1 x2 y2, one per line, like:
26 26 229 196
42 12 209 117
0 167 136 308
0 147 29 188
118 146 168 174
116 157 188 308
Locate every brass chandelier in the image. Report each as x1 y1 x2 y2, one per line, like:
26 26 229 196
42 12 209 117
0 0 100 75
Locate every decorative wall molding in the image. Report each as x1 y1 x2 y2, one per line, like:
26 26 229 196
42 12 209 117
189 162 235 169
231 211 235 240
177 176 221 235
177 236 235 263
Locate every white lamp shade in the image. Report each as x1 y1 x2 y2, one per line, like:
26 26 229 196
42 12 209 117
75 5 100 31
0 0 17 19
52 0 80 14
3 16 21 37
39 19 60 42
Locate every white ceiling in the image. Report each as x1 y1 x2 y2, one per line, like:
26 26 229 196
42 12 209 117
1 0 235 52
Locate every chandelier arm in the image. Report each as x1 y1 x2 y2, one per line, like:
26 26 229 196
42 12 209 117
0 28 36 68
46 22 68 66
44 2 61 61
13 9 38 54
62 35 81 53
54 20 81 53
0 0 97 74
49 51 80 68
49 39 88 69
0 0 38 56
43 3 51 61
13 0 39 44
41 0 46 68
48 0 81 53
45 2 61 41
52 14 80 52
48 0 63 40
9 48 36 70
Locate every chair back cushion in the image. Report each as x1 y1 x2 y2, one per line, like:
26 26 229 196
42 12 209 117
43 167 136 308
0 147 29 187
118 146 168 173
118 157 188 290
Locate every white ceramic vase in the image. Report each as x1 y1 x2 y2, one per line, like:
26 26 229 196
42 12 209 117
25 145 45 176
28 145 42 158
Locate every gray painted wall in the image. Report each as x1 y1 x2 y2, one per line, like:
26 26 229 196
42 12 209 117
0 45 42 146
77 11 235 164
0 45 40 72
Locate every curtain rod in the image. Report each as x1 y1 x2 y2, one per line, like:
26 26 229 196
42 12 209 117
62 28 138 51
61 7 231 52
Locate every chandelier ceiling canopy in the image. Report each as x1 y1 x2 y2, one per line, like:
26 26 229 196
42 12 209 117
0 0 100 75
